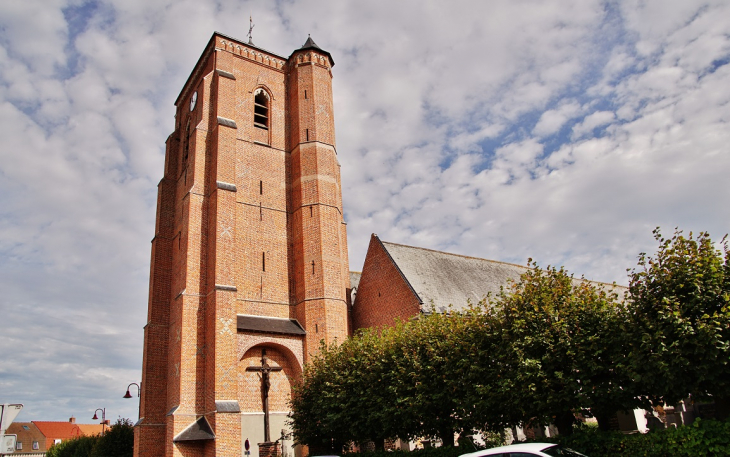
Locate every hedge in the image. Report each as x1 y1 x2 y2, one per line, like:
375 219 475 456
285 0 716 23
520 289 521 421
343 419 730 457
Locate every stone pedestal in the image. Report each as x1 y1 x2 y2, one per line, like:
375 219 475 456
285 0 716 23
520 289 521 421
258 442 280 457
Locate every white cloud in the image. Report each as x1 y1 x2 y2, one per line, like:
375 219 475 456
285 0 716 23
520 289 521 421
1 0 729 423
533 101 582 137
571 110 616 139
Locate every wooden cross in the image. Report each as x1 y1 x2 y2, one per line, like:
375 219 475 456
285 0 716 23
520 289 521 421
246 348 282 443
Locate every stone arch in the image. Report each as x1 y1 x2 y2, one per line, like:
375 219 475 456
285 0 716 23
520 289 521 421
238 341 301 414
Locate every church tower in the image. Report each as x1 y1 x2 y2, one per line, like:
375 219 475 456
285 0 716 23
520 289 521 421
136 32 350 457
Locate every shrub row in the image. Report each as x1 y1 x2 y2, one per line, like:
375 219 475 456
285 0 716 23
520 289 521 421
342 419 730 457
553 419 730 457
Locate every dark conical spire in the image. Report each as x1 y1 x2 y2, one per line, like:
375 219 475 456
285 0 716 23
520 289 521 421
300 34 321 50
292 34 334 66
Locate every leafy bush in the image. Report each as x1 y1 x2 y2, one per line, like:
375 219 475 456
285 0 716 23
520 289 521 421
90 418 134 457
550 419 730 457
46 418 133 457
46 435 98 457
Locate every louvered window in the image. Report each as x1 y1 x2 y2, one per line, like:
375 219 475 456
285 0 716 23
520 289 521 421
254 90 269 130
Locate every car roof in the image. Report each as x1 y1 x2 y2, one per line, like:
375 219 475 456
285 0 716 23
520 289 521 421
462 442 554 456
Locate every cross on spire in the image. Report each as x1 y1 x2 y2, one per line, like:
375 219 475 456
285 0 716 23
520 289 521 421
248 16 255 45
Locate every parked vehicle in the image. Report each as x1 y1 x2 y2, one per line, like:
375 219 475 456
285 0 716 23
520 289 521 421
460 442 588 457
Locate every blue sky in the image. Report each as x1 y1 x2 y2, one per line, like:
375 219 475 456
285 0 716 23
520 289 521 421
1 0 729 423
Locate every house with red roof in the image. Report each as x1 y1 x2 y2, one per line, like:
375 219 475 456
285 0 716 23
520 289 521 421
3 417 101 456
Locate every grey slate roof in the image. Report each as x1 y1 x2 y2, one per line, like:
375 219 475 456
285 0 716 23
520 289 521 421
379 239 627 313
173 416 214 442
292 35 335 66
380 240 528 312
237 315 306 336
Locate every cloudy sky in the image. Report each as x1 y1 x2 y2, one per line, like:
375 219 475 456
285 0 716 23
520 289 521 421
1 0 729 423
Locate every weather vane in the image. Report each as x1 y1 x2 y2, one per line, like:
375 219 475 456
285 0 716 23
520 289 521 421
248 16 255 44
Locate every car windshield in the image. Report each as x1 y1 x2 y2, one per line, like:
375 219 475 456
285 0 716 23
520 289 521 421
541 445 588 457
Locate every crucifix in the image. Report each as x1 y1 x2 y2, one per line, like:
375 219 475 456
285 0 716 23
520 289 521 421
246 348 282 443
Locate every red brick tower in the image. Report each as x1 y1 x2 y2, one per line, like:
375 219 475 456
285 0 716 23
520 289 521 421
288 37 350 357
136 32 349 457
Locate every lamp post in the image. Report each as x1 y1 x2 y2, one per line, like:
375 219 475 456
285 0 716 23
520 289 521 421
123 383 140 399
123 382 141 421
92 408 106 435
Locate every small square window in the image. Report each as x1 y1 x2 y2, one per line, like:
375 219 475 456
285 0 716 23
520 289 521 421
16 442 22 450
22 425 30 430
33 441 39 450
55 439 62 445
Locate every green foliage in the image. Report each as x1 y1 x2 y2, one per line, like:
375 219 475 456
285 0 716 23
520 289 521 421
290 264 625 444
47 435 98 457
46 418 134 457
290 329 401 451
628 228 730 406
551 419 730 457
486 261 637 433
290 311 490 448
90 418 134 457
388 308 490 443
291 227 730 447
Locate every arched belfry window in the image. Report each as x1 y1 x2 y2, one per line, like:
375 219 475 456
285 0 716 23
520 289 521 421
254 89 269 130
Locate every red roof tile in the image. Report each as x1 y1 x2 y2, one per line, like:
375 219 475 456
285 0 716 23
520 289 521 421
32 421 83 440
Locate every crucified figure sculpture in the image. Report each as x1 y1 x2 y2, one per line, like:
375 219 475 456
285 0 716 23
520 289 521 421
246 348 282 443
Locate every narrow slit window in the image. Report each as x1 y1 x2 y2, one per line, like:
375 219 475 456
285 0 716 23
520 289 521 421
262 252 266 272
260 180 263 194
304 90 307 99
183 120 190 162
310 206 313 217
311 260 315 275
254 89 269 130
306 128 309 141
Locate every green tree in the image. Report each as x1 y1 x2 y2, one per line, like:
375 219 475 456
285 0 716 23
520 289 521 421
290 330 403 452
389 308 487 445
90 418 134 457
487 261 637 434
628 228 730 414
47 435 98 457
290 312 486 449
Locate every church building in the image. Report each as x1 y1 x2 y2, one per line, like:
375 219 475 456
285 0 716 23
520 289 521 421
136 31 621 457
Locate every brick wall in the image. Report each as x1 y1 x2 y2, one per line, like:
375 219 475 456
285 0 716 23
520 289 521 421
137 32 348 457
353 235 422 330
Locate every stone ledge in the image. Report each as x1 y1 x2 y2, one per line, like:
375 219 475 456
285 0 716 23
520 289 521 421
215 400 241 413
216 181 237 192
216 69 236 80
217 116 237 128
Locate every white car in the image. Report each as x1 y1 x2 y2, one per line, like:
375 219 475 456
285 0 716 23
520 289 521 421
459 442 588 457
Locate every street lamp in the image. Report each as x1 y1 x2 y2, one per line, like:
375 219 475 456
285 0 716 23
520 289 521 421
123 383 140 399
92 408 107 435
